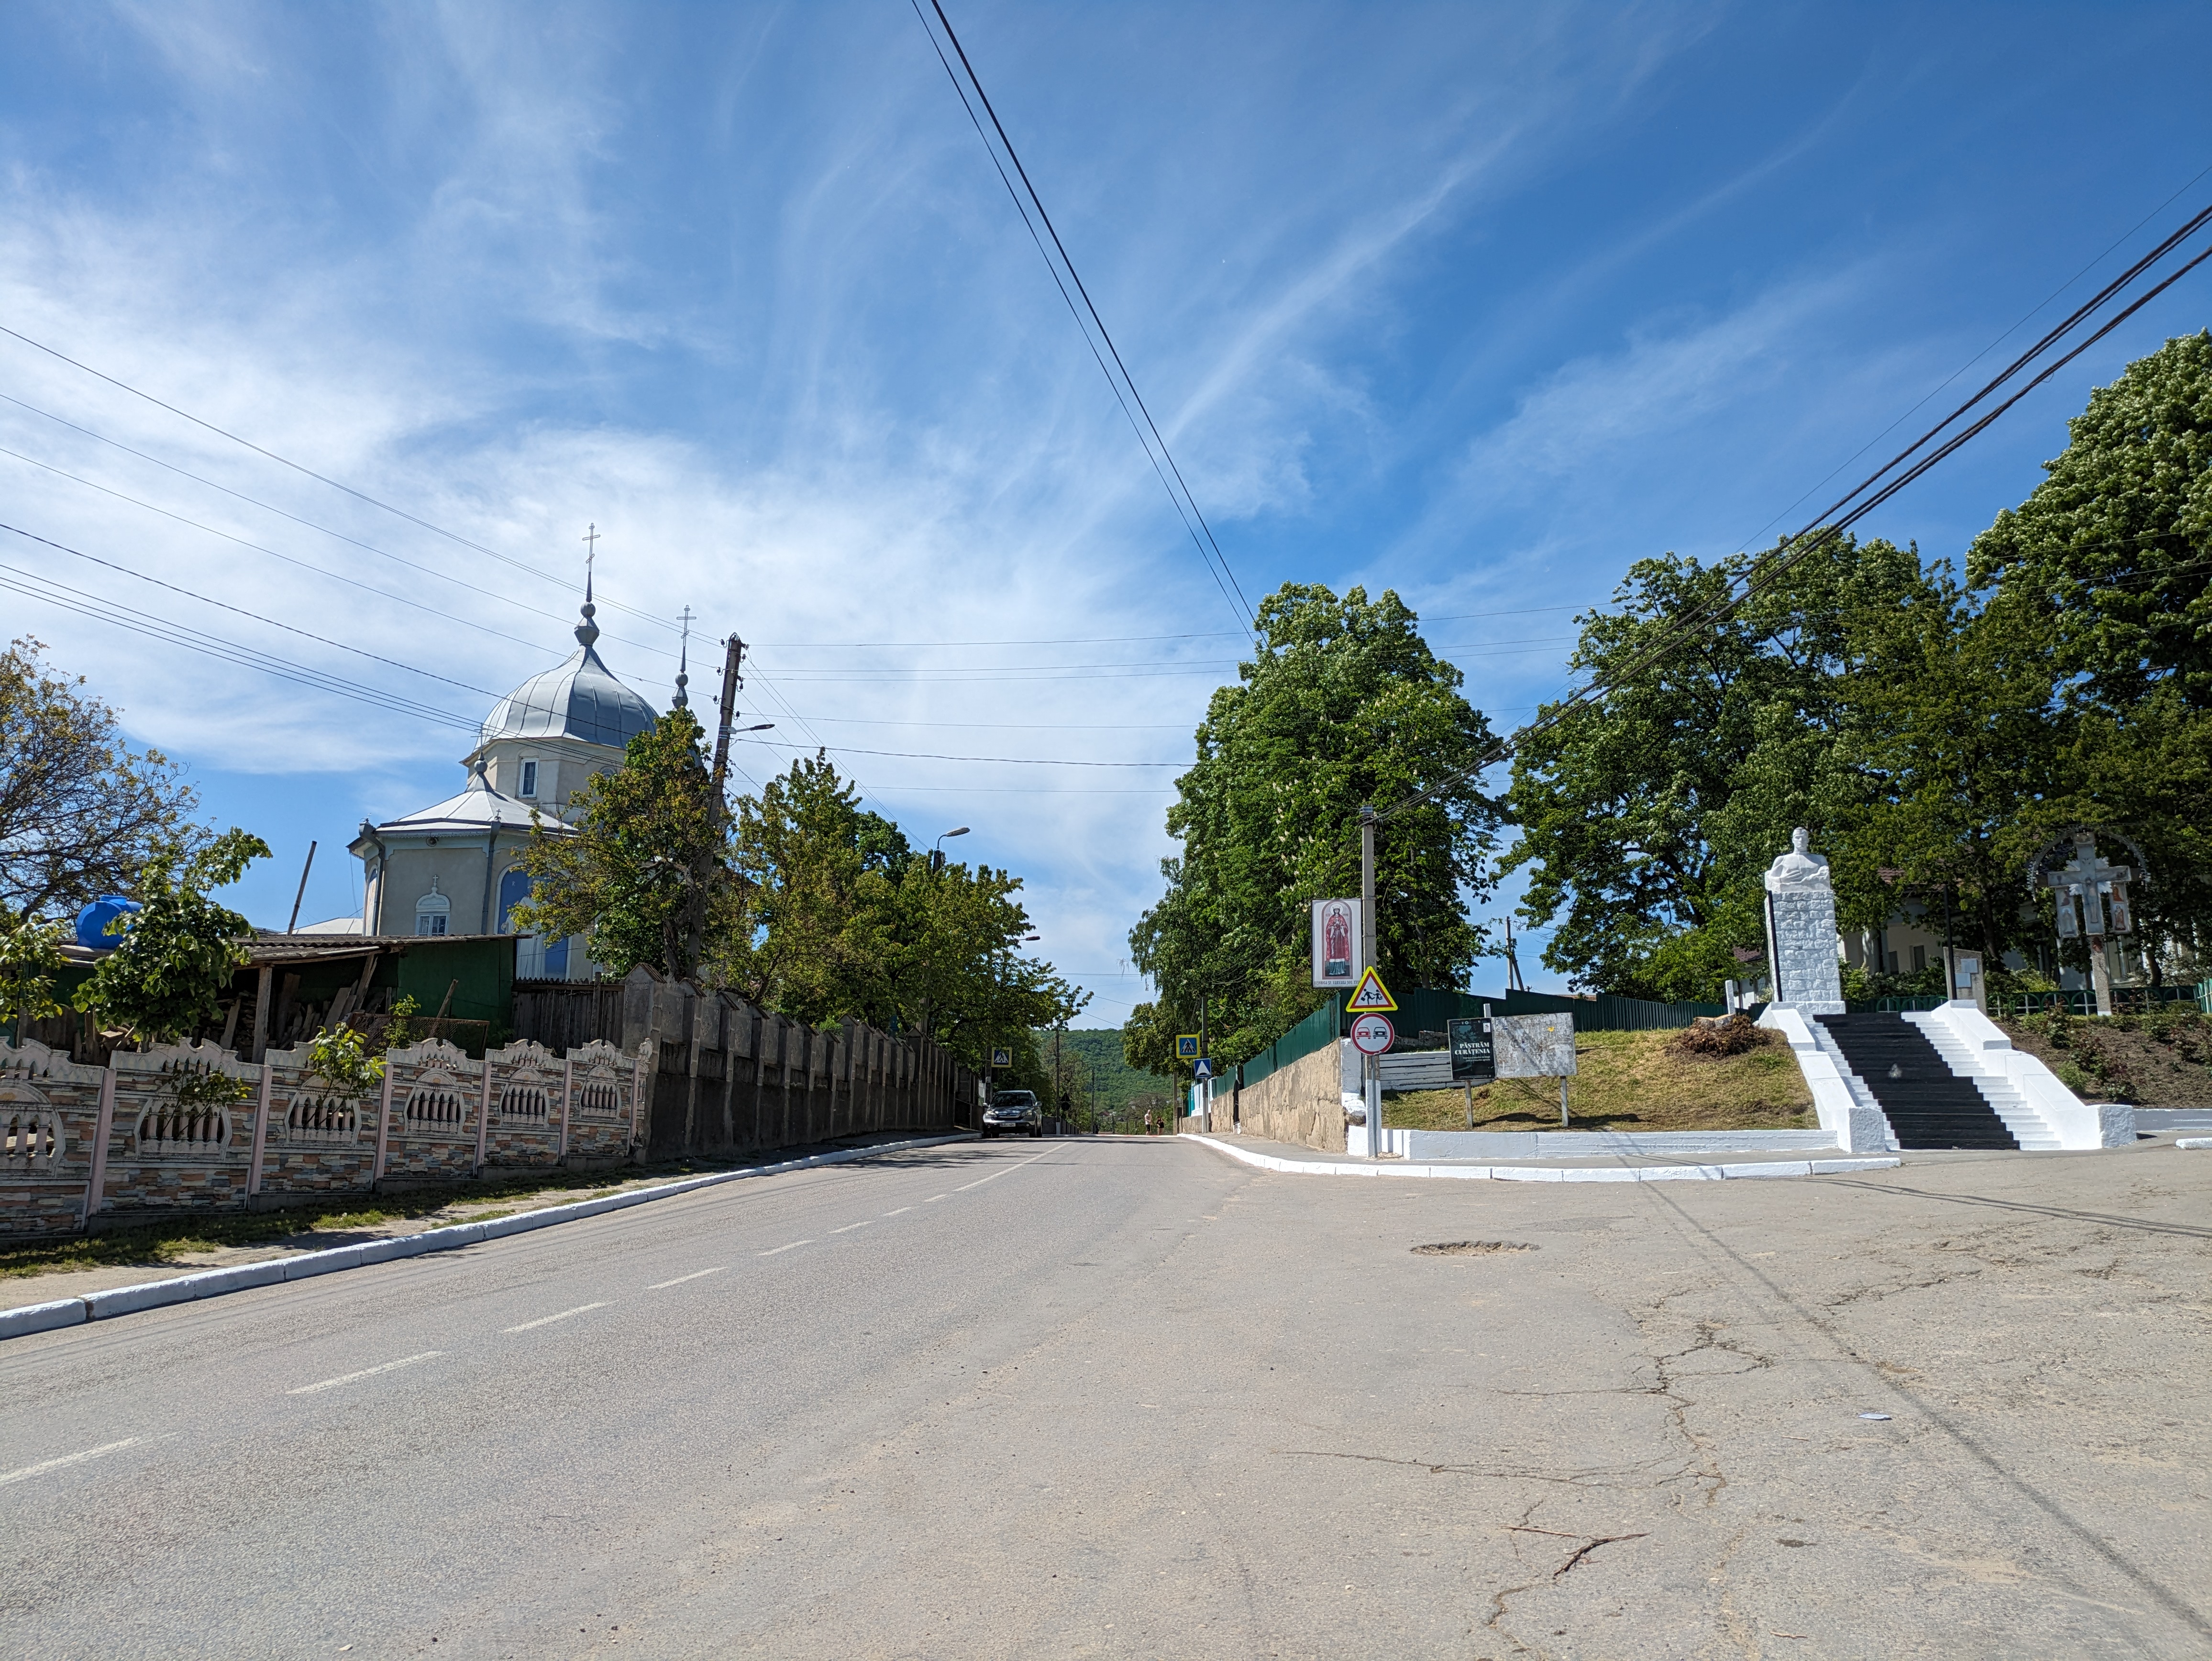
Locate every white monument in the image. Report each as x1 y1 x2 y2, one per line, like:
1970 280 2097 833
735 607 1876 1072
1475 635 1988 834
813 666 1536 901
1763 828 1845 1016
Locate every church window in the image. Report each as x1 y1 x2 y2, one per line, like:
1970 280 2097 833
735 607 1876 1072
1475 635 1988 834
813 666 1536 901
519 759 539 797
498 866 534 934
416 884 452 937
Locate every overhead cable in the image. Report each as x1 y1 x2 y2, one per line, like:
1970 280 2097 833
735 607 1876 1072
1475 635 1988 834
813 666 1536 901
908 0 1254 635
1375 198 2212 824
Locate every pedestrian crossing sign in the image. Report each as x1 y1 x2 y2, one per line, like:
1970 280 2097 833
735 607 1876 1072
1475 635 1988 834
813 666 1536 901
1345 966 1396 1012
1175 1034 1201 1060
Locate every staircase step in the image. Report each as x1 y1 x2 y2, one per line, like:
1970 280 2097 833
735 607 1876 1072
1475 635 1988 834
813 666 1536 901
1814 1013 2019 1151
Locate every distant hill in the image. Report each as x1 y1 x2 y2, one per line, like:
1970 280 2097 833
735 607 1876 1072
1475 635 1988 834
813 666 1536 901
1034 1028 1176 1114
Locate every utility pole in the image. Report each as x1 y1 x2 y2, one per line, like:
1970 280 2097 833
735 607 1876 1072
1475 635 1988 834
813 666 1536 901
709 635 748 825
1360 806 1380 1157
1198 992 1209 1129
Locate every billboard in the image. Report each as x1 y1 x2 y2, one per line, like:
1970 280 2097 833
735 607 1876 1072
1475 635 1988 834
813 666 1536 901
1310 898 1362 989
1493 1013 1576 1079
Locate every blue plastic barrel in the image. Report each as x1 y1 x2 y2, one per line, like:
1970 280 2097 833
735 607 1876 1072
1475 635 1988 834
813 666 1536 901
74 894 141 951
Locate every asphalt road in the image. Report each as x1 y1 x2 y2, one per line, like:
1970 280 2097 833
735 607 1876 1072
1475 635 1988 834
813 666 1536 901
1 1135 2207 1659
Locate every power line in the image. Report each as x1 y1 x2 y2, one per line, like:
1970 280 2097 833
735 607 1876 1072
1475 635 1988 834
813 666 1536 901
1376 197 2212 824
0 389 679 661
0 324 680 638
909 0 1253 634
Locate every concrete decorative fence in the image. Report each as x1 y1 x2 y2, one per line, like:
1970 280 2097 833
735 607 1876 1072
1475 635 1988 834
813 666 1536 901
2 964 983 1239
0 1031 651 1239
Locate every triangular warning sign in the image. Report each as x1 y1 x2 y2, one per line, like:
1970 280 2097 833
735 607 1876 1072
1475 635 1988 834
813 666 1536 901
1345 967 1396 1012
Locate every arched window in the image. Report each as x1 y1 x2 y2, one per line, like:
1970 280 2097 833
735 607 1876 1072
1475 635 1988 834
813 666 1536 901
415 883 451 937
498 866 534 934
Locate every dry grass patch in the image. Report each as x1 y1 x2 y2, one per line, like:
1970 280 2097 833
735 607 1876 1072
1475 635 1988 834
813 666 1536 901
1383 1026 1814 1133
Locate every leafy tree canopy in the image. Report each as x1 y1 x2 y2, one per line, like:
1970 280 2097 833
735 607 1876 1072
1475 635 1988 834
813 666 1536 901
1503 535 1931 1002
0 637 207 922
72 829 269 1045
1969 331 2212 710
718 753 1086 1069
511 709 731 980
1127 582 1499 1074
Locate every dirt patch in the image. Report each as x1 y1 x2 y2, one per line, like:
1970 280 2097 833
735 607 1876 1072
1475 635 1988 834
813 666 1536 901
2000 1007 2212 1106
1383 1027 1814 1133
1665 1014 1772 1058
1411 1240 1537 1256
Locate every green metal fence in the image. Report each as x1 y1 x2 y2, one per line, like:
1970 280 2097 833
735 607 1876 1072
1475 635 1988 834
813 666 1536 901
1221 983 1734 1097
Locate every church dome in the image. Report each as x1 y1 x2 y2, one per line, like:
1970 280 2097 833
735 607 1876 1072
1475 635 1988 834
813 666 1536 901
479 601 658 751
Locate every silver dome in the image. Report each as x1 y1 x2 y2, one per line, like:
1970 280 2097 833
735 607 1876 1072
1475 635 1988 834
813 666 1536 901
479 604 658 752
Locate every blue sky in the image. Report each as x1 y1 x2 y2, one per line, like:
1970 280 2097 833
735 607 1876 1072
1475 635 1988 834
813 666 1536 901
3 1 2209 1017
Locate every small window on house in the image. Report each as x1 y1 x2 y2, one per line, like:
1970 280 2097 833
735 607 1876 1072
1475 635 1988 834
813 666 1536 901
519 759 539 797
416 886 452 938
1911 944 1926 973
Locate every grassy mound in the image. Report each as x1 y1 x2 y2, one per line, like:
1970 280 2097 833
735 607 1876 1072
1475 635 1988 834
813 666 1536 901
2001 1007 2212 1106
1383 1025 1813 1133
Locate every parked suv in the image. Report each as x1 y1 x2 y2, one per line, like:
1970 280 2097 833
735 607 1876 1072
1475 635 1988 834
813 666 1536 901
982 1090 1044 1139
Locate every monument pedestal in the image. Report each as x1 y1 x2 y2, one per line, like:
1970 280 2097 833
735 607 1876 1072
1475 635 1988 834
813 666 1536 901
1763 829 1845 1017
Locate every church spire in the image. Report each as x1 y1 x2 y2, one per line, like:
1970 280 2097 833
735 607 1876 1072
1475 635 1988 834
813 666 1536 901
672 605 694 709
576 522 601 649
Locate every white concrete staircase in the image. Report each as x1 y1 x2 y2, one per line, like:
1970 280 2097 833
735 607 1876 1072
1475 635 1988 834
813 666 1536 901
1805 1020 1898 1150
1903 1011 2062 1150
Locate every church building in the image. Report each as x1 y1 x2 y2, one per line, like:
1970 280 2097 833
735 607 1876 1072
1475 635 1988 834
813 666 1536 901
332 588 663 980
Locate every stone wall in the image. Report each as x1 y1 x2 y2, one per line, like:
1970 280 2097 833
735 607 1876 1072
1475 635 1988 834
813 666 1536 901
1194 1041 1347 1154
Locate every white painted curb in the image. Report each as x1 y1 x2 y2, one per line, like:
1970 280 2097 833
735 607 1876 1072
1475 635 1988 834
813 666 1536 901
0 1132 977 1342
2178 1137 2211 1150
1186 1134 1902 1183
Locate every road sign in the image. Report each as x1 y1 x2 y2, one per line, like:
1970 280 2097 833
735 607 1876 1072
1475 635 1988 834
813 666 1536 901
1349 1012 1395 1056
1194 1058 1213 1081
1174 1034 1201 1060
990 1046 1012 1068
1345 966 1396 1013
1309 897 1362 989
1448 1017 1495 1083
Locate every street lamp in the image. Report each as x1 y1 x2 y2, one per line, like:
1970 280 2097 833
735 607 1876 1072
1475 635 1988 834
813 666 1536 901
931 826 969 875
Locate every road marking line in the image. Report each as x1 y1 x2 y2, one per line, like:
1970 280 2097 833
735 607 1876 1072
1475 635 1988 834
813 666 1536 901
954 1149 1054 1192
882 1207 912 1216
830 1221 872 1234
288 1351 446 1395
647 1267 727 1289
925 1195 948 1203
759 1240 812 1256
500 1303 608 1334
0 1436 149 1487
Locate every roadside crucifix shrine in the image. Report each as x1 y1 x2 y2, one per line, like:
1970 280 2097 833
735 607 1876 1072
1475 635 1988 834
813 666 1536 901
2043 834 2134 1018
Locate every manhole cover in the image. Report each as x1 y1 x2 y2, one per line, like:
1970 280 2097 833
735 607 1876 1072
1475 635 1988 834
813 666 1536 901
1410 1240 1537 1256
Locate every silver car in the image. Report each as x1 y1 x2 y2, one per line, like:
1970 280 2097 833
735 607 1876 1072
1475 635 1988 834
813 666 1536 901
981 1090 1043 1139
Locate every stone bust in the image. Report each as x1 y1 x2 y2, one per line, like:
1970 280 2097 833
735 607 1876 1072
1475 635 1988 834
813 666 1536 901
1764 826 1832 894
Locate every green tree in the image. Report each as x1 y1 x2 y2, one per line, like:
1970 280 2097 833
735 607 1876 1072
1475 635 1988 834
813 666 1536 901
510 709 730 979
712 753 1088 1065
1968 330 2212 710
1127 582 1499 1073
0 637 207 921
1827 580 2063 973
0 910 67 1040
72 830 270 1045
1502 535 1927 1002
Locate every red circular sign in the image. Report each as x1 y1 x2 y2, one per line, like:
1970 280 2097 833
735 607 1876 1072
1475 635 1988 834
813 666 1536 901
1349 1013 1395 1056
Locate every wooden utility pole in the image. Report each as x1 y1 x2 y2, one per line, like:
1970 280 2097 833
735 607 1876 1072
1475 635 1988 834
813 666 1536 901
709 635 748 827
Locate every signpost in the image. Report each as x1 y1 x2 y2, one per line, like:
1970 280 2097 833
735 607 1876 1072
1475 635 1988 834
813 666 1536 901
1345 967 1396 1013
1448 1011 1495 1130
1349 1013 1395 1055
1492 1012 1576 1126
